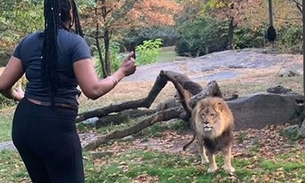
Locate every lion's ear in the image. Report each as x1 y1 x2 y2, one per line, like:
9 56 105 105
215 101 223 112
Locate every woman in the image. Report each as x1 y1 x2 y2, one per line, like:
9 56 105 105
0 0 136 182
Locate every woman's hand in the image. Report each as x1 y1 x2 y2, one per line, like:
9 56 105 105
74 52 137 100
14 83 24 101
120 52 137 76
0 56 25 101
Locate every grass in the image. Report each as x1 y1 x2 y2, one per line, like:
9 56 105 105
0 150 30 183
1 146 304 182
0 113 13 142
1 114 305 182
157 46 184 62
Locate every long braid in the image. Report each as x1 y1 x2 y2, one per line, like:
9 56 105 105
42 0 60 107
71 0 83 37
42 0 83 107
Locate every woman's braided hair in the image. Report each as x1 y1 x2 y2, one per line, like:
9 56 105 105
42 0 83 106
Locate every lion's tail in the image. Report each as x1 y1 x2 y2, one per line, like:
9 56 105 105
183 133 196 150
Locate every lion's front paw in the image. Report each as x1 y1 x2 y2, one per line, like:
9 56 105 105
208 166 218 173
201 157 209 165
223 165 235 174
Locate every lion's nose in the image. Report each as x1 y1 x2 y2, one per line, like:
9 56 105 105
203 121 209 125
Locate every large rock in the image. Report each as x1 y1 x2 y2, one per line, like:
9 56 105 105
227 92 303 131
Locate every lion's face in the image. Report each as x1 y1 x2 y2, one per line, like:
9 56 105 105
196 105 220 132
193 97 233 138
196 102 220 132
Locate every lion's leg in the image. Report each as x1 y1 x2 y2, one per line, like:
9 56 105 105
201 146 209 165
197 140 208 165
223 146 235 173
207 151 217 173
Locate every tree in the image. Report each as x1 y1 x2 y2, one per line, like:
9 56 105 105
178 0 267 49
0 0 43 48
0 0 43 65
80 0 181 77
204 0 265 49
288 0 302 15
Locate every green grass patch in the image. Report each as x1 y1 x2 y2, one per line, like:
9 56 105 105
0 143 305 182
0 150 29 183
83 149 305 183
261 160 304 171
0 115 13 142
157 46 184 62
84 150 215 183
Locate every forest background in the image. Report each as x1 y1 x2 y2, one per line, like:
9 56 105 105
0 0 302 71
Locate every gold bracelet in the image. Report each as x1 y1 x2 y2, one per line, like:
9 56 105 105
108 76 118 86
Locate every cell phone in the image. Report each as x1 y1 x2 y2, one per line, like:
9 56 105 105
130 42 136 59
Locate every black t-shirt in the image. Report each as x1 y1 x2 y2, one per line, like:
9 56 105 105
13 29 91 107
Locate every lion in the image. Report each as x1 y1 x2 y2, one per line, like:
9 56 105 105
183 97 235 173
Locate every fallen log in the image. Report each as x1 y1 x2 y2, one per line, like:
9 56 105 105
76 74 168 123
83 107 186 151
77 70 203 123
95 109 158 128
81 70 224 150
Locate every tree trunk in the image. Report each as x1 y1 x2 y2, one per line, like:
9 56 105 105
227 17 234 50
104 28 111 75
95 4 107 78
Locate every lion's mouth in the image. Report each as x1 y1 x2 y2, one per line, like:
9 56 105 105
204 126 213 132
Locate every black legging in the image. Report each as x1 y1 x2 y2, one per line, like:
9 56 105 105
12 98 84 183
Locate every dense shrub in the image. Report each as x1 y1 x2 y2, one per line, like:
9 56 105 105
175 17 228 57
175 14 303 56
121 26 179 52
93 41 122 77
136 38 163 65
175 39 192 57
93 39 162 77
233 27 265 49
276 25 302 53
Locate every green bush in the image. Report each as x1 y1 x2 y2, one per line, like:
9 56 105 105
175 17 227 57
121 26 179 51
233 27 265 49
94 41 122 77
136 38 163 65
109 42 121 73
276 25 302 53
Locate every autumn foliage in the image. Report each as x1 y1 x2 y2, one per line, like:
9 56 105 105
81 0 182 31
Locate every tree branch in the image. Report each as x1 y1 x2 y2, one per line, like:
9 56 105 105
83 107 185 151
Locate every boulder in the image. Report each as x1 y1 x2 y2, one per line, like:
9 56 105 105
227 92 303 131
278 66 302 77
299 120 305 138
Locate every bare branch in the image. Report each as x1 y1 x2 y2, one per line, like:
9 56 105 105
83 107 185 151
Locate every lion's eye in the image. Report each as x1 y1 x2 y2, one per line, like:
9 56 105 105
210 113 215 117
